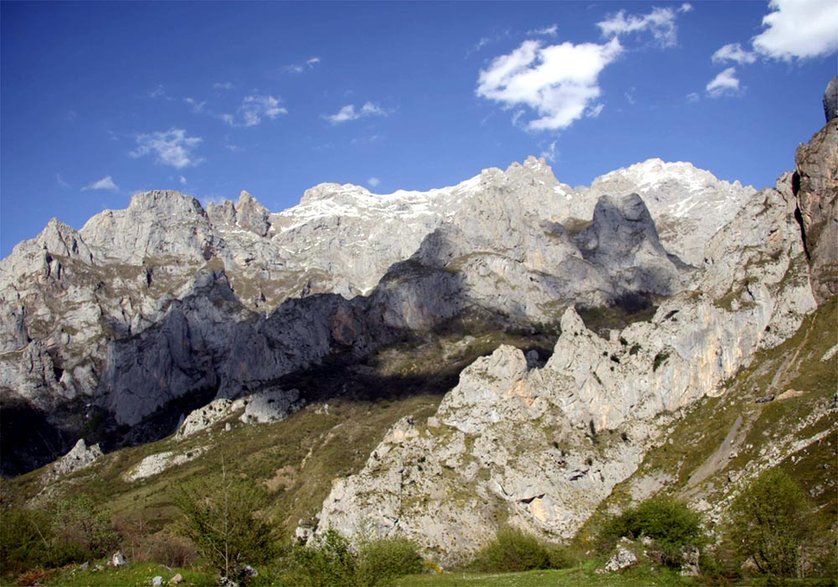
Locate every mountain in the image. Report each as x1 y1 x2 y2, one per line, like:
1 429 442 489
0 94 835 572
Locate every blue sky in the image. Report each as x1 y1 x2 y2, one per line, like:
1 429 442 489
2 1 837 258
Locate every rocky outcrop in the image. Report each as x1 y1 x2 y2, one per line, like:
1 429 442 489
50 438 103 477
123 447 206 482
824 77 838 123
794 118 838 304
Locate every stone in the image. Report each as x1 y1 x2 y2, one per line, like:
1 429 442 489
238 389 302 424
124 447 206 482
168 574 183 585
151 576 163 587
110 550 126 567
598 540 638 573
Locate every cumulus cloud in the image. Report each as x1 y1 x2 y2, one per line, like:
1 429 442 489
476 37 622 131
131 128 203 169
367 177 381 188
221 95 288 127
325 102 388 124
752 0 838 60
706 67 741 97
597 5 689 48
82 175 119 192
712 43 757 64
240 95 287 126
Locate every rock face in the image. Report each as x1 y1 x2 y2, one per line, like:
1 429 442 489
0 110 829 481
311 125 822 560
794 118 838 304
824 77 838 123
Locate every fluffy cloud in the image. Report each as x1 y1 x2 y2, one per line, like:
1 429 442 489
131 128 203 169
81 175 118 192
706 67 741 97
221 95 288 127
712 43 757 64
476 38 622 131
240 95 287 127
752 0 838 60
367 177 381 188
325 102 388 124
597 4 691 48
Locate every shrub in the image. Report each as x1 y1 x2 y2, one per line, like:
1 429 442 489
601 496 704 568
356 536 424 586
472 527 565 573
727 468 813 578
49 495 119 565
175 469 276 583
284 532 424 587
0 507 52 576
285 530 357 587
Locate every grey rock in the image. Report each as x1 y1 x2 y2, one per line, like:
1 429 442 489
794 117 838 304
51 438 103 477
598 539 638 573
824 76 838 122
238 389 302 424
151 576 163 587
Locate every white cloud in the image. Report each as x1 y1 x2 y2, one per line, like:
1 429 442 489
712 43 757 64
325 102 388 124
687 92 701 103
213 82 234 90
476 38 623 131
179 175 188 185
586 103 605 118
131 128 203 169
528 24 558 37
56 173 70 188
283 56 321 73
597 6 685 48
240 95 287 127
540 141 557 163
367 177 381 188
82 175 119 192
752 0 838 60
678 3 693 13
221 95 288 127
184 97 207 113
706 67 741 97
148 85 170 100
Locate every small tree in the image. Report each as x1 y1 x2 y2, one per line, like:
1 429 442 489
602 496 705 568
174 466 275 583
728 468 813 577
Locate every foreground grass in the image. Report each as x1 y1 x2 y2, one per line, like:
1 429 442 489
7 562 215 587
398 565 698 587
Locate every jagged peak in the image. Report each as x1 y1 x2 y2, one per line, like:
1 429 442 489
128 189 207 216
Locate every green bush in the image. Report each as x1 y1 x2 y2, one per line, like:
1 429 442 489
283 531 424 587
472 527 567 573
49 494 119 565
727 468 813 578
601 496 704 568
175 470 276 583
285 530 358 587
356 536 424 586
0 507 52 576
